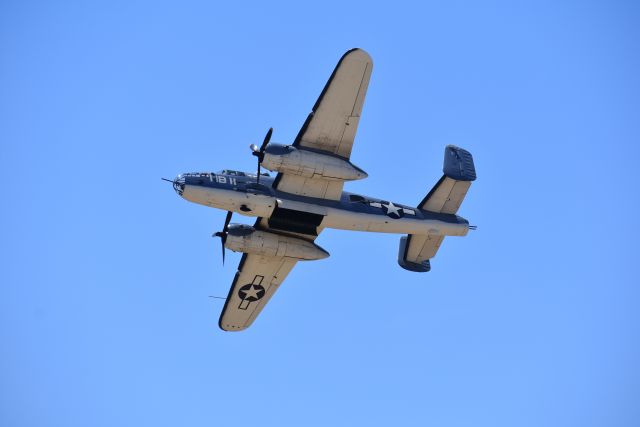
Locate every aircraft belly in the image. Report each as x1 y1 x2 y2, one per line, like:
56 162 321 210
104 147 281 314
182 185 276 217
322 208 468 236
182 186 466 237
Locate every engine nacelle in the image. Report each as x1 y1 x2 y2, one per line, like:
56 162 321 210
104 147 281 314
224 225 330 261
261 144 367 181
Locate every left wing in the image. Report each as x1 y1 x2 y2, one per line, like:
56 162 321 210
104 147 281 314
273 48 373 200
219 216 322 331
219 253 299 331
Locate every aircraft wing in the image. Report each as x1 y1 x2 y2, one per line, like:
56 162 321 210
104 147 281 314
273 48 373 200
219 50 372 329
219 217 323 331
219 252 299 331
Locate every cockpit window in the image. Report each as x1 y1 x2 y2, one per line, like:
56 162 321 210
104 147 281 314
220 169 246 176
181 172 209 177
245 171 271 177
349 194 366 203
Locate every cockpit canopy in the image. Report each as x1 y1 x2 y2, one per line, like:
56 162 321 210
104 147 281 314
180 170 271 178
178 172 209 178
218 169 270 177
220 169 245 176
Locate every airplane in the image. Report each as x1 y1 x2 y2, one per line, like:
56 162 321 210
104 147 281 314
164 48 477 331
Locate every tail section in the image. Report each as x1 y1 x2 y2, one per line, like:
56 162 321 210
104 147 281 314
398 145 476 272
418 145 476 214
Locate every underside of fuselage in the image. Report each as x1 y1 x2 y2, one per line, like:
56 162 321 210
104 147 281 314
173 170 469 238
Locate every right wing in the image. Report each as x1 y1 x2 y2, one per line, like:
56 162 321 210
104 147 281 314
219 253 299 331
273 48 373 201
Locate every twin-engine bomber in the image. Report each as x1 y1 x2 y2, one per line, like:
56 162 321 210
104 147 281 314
164 48 477 331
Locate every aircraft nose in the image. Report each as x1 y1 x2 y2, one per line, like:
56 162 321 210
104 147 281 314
173 174 185 196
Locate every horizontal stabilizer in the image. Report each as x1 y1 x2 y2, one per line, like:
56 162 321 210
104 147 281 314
399 145 476 272
398 234 443 272
418 145 476 215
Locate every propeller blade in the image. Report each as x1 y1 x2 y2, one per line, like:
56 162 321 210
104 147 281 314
213 232 226 264
251 128 272 184
222 210 233 233
260 127 273 152
213 211 233 265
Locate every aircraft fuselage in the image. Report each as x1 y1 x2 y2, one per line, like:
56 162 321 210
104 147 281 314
173 171 469 238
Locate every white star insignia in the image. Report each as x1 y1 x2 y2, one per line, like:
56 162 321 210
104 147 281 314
242 285 261 300
383 202 402 217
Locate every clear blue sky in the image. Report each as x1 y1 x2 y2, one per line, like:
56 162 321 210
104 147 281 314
1 1 639 426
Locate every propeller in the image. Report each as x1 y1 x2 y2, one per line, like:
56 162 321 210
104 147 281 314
213 211 233 265
250 127 273 184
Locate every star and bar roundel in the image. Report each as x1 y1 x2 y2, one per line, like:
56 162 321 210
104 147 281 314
237 275 266 310
368 201 416 219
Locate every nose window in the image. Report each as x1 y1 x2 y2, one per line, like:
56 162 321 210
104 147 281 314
174 175 185 195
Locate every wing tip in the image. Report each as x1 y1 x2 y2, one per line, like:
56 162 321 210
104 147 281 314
343 47 373 64
302 48 373 134
218 321 249 332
